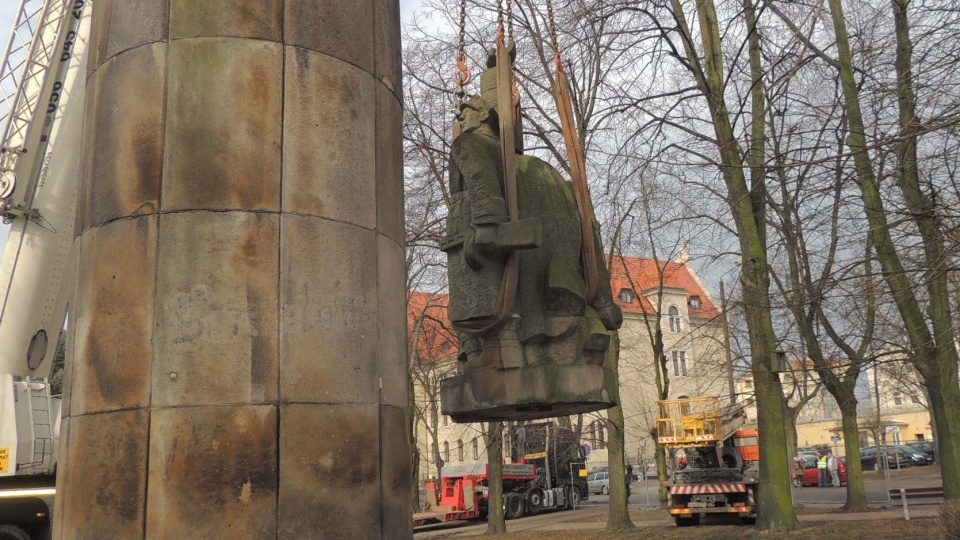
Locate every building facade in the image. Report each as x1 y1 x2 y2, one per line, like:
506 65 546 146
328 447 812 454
736 357 934 457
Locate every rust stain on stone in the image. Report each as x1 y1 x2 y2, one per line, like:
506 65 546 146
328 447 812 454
59 410 147 538
148 407 277 538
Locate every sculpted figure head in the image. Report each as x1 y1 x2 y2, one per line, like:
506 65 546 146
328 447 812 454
457 96 497 135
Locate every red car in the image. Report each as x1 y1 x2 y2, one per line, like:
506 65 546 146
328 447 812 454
797 456 847 487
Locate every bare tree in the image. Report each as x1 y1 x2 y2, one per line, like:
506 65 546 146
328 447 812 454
764 0 960 499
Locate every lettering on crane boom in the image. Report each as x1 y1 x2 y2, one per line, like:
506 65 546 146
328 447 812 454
72 0 85 20
0 448 8 473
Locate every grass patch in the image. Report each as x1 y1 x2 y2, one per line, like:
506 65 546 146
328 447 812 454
424 518 941 540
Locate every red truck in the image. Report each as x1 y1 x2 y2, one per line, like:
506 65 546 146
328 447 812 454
413 423 588 527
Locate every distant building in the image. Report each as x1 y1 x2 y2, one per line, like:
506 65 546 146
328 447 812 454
736 356 933 456
602 254 730 468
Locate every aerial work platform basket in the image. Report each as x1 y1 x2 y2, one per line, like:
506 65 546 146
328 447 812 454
656 397 746 448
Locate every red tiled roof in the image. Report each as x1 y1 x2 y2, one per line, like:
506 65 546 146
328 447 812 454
608 255 721 319
407 292 457 362
407 256 721 354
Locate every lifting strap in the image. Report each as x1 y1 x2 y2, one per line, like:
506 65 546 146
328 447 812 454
546 0 600 303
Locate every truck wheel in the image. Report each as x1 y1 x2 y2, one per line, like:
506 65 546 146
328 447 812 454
565 486 582 509
0 525 32 540
524 488 544 515
675 514 701 527
741 516 757 526
504 492 525 520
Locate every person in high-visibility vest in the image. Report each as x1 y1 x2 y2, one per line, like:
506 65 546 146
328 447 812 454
816 452 829 487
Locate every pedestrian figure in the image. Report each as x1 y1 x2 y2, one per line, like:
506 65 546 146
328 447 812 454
816 451 829 487
793 458 804 488
827 451 840 487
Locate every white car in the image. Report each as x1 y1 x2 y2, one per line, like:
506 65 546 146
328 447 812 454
586 471 610 495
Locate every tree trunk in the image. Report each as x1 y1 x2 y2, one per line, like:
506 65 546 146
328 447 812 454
605 333 635 530
409 369 420 511
652 430 668 502
485 422 506 534
430 402 443 480
784 409 798 462
838 400 867 511
670 0 797 528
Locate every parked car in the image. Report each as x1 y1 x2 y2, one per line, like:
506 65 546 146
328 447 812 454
587 471 610 495
906 441 936 463
890 444 932 466
797 456 848 486
860 446 912 471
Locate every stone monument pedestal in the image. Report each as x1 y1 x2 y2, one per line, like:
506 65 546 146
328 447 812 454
440 364 616 423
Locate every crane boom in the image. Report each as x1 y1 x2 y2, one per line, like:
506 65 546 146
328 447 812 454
0 0 87 378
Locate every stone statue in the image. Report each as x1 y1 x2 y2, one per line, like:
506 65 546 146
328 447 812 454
439 50 622 422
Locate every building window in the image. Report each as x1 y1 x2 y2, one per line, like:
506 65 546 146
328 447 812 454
744 378 753 389
457 439 463 461
443 442 449 462
672 350 688 377
668 306 682 332
619 288 634 303
689 295 702 309
472 438 479 460
443 416 448 427
893 391 903 407
910 393 921 405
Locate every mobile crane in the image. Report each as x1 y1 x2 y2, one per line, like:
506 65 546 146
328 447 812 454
656 396 759 526
414 422 588 527
0 0 89 537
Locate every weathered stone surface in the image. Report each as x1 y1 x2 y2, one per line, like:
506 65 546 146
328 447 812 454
380 405 412 539
58 410 148 540
89 0 169 77
279 404 380 539
153 212 279 407
284 0 374 72
71 217 156 415
440 364 617 423
374 0 402 94
376 82 404 244
51 418 69 540
86 44 165 227
146 405 277 539
59 298 78 418
75 74 98 235
280 216 378 404
283 48 375 227
378 235 407 408
162 38 282 212
170 0 282 40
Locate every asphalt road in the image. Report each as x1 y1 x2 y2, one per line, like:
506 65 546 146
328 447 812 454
413 467 943 537
793 465 942 506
